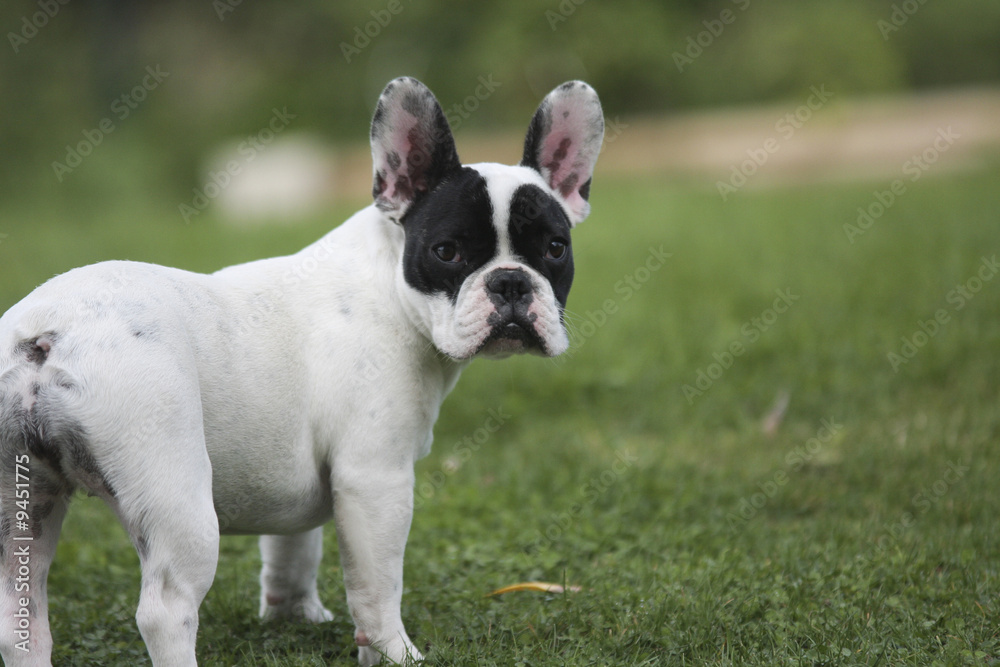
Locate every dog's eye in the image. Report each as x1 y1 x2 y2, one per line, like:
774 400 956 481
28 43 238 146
544 240 568 261
432 242 462 264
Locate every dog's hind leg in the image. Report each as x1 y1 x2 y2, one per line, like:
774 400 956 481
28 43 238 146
127 500 218 667
0 464 70 667
84 374 221 667
108 436 219 667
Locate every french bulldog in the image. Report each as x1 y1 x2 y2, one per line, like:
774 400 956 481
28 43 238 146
0 76 603 665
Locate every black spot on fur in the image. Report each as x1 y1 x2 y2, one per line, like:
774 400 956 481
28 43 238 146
14 396 110 499
25 420 63 473
26 346 46 365
18 333 56 366
400 87 427 118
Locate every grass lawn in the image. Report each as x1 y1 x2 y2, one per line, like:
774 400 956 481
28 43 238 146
1 161 999 665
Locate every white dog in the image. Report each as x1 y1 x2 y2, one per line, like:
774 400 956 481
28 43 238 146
0 77 603 665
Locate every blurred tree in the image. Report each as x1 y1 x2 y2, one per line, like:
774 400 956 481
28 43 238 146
0 0 997 210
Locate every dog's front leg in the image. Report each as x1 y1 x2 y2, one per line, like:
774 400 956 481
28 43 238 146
333 463 422 666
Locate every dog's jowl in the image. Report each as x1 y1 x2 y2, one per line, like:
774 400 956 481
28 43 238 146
0 77 603 666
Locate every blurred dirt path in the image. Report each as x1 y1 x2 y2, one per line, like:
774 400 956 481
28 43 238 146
329 87 1000 198
594 87 1000 187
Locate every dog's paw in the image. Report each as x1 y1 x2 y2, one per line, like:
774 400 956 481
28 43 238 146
357 632 423 665
301 601 335 623
259 593 333 623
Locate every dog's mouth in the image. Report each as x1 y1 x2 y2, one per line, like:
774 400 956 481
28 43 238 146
477 316 546 358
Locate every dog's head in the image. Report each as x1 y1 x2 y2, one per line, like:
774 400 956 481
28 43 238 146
370 77 603 360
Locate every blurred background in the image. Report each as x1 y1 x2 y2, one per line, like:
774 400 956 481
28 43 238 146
1 0 999 227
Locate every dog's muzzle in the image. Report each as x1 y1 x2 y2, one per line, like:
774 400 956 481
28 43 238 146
481 269 545 353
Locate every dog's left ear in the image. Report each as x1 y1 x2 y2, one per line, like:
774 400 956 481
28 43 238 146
521 81 604 226
371 77 462 222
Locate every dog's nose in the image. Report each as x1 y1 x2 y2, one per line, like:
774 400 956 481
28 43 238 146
485 269 533 304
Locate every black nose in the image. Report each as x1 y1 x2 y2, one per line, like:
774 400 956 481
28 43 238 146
485 269 533 305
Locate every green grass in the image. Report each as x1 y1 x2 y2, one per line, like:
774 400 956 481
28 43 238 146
2 162 999 665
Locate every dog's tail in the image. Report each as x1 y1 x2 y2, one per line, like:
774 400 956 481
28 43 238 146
0 329 77 496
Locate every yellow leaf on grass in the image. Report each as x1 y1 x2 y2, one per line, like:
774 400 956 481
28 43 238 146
486 581 582 597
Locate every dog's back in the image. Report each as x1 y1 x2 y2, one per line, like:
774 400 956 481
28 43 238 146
0 262 198 497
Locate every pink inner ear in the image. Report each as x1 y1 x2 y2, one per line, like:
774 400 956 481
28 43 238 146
540 100 598 213
378 108 422 205
389 109 419 163
541 129 591 221
541 133 580 197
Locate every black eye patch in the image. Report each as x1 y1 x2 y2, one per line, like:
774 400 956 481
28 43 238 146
507 184 575 308
400 168 497 303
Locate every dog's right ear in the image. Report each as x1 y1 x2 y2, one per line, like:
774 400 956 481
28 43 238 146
370 77 462 223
